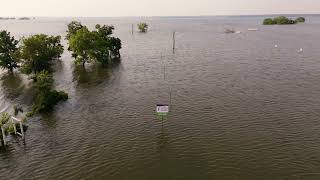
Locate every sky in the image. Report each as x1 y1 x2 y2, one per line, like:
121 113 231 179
1 0 320 17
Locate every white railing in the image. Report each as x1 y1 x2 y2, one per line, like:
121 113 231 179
1 116 24 146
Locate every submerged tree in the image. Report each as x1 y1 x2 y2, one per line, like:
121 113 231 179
66 21 84 41
28 71 68 116
263 16 306 25
0 30 20 73
138 23 148 32
68 27 95 67
19 34 64 77
91 25 121 65
67 22 122 67
295 17 306 23
263 18 275 25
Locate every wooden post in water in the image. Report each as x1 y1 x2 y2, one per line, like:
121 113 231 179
163 65 166 80
19 121 24 139
169 88 172 108
132 24 134 35
1 126 6 145
173 31 176 53
12 118 17 135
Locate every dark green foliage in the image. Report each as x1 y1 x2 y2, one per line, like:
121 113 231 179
66 21 84 40
263 18 275 25
30 71 68 115
69 27 95 66
0 30 20 73
34 70 53 91
263 16 306 25
138 23 148 32
295 17 306 23
20 34 64 75
67 22 122 67
0 112 10 126
274 16 294 25
32 89 68 114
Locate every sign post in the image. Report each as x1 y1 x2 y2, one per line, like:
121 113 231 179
156 104 169 127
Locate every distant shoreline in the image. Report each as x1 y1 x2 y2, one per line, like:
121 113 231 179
1 14 320 19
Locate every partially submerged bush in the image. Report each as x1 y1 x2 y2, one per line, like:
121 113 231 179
32 90 68 114
263 18 275 25
295 17 306 23
138 23 148 32
0 112 10 127
29 71 68 115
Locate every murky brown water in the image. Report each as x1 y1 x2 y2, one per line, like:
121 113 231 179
1 16 320 180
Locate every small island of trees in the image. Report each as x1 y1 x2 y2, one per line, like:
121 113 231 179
263 16 306 25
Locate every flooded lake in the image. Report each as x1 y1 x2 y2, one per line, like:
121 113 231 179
1 16 320 179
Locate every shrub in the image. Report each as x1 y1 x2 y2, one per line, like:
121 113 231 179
0 112 10 126
29 71 68 115
138 23 148 32
32 90 68 114
263 18 275 25
295 17 306 23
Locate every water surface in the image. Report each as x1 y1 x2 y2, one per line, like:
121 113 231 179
1 15 320 180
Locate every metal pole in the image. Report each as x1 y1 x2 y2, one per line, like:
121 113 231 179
1 127 6 145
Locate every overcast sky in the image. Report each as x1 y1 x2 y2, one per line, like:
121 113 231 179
1 0 320 17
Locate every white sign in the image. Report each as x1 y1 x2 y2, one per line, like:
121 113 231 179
156 104 169 113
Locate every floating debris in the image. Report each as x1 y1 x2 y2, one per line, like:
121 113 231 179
248 28 258 31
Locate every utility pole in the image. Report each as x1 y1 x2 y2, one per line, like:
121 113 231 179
173 31 176 53
132 24 134 35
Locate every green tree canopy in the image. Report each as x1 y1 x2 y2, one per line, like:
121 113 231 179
0 30 20 73
263 16 305 25
68 23 122 67
19 34 64 75
263 18 275 25
138 23 148 32
295 17 306 23
69 27 96 66
66 21 84 40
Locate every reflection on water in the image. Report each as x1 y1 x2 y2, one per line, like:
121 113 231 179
1 74 25 100
72 60 120 87
0 73 34 113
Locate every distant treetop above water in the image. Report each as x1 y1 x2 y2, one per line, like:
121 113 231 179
263 16 305 25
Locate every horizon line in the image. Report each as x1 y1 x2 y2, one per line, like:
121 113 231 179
1 13 320 18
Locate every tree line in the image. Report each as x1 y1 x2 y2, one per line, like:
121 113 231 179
0 21 122 117
263 16 306 25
